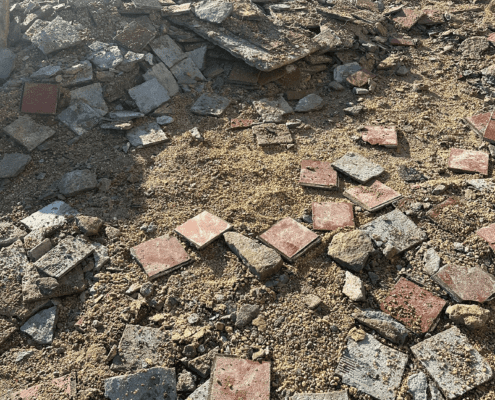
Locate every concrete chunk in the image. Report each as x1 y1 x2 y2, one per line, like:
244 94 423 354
353 309 408 345
34 236 95 279
58 101 101 136
224 231 282 280
143 63 180 97
342 271 365 301
31 16 82 55
0 153 32 179
70 83 108 117
253 97 293 123
150 35 187 68
88 41 123 70
21 201 78 231
20 306 57 344
191 93 230 116
3 115 56 152
331 153 384 184
193 1 233 23
58 170 98 197
327 230 374 272
105 368 177 400
294 94 324 112
423 248 441 275
115 20 156 53
129 78 170 114
0 222 27 248
186 45 207 70
126 122 169 148
407 372 428 400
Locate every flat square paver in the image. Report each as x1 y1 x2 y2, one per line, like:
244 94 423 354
331 153 384 183
20 83 59 115
209 355 270 400
380 277 446 333
3 115 56 152
259 217 321 262
126 122 169 148
114 20 156 52
175 211 232 249
411 327 493 400
426 197 461 223
253 123 293 146
128 78 170 114
299 160 338 189
191 94 230 117
464 111 491 137
130 235 192 279
34 236 95 279
335 331 408 400
12 373 77 399
448 148 489 175
344 180 402 212
432 263 495 303
477 223 495 251
361 126 398 148
482 111 495 143
361 209 427 254
312 202 354 231
21 201 78 231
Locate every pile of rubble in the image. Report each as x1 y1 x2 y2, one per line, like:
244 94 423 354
3 0 495 398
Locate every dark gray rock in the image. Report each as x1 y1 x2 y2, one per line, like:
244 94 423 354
20 306 57 344
88 41 123 70
0 48 16 81
143 63 180 97
58 101 101 136
0 153 31 179
59 170 98 196
235 304 260 328
170 57 205 85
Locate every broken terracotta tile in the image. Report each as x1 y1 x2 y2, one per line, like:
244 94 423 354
259 217 320 262
380 277 446 333
483 112 495 144
448 148 489 175
12 373 77 399
464 111 491 137
411 327 493 399
312 202 354 231
389 37 416 46
346 69 375 87
477 223 495 251
432 263 495 303
209 355 270 400
426 197 461 223
361 126 398 148
20 83 59 115
130 235 192 279
344 180 402 212
393 8 425 30
488 32 495 44
299 160 338 189
418 9 444 25
230 119 254 130
253 123 293 146
175 211 232 250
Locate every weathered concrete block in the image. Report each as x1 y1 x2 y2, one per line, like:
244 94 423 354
20 306 57 344
128 78 170 114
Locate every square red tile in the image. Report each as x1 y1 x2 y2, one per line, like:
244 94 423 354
175 211 232 250
361 126 398 148
210 355 270 400
432 263 495 303
259 217 320 262
464 112 491 136
483 114 495 144
346 69 375 87
448 148 489 175
477 223 495 251
299 160 338 189
231 119 254 129
14 374 76 399
312 202 354 231
130 235 192 279
380 277 446 333
20 83 59 115
393 8 424 30
426 196 460 223
344 180 402 212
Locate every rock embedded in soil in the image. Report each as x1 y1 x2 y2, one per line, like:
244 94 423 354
445 304 491 329
176 370 196 392
342 271 366 301
294 94 324 112
20 306 57 345
58 170 98 197
223 231 282 280
235 304 260 328
327 230 374 272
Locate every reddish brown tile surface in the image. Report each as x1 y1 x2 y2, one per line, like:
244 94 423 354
361 126 398 148
210 355 270 400
20 83 59 115
418 8 444 25
346 69 375 87
483 114 495 143
393 8 425 30
259 217 320 261
426 196 460 222
344 180 402 212
231 119 254 129
312 202 354 231
464 112 491 136
175 211 232 249
477 223 495 251
14 374 76 399
299 160 338 189
390 37 416 46
130 235 192 279
488 32 495 44
433 264 495 303
380 277 446 333
448 148 489 175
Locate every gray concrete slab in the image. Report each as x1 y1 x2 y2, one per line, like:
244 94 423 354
31 16 83 55
191 93 230 116
20 306 57 344
58 169 98 196
331 153 384 183
3 115 56 152
170 57 205 85
150 35 187 68
70 83 108 117
0 153 32 179
58 101 101 136
21 201 78 231
126 122 169 147
128 78 170 114
143 62 180 97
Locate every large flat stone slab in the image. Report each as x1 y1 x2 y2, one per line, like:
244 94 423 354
335 330 408 400
253 123 293 146
170 57 205 85
57 101 101 136
143 62 180 97
224 231 282 280
361 209 427 254
21 201 78 231
411 327 493 399
193 0 233 23
253 97 293 123
20 306 57 344
327 230 373 272
130 235 192 280
175 211 232 250
34 236 95 279
105 368 177 400
380 277 446 334
70 83 108 117
209 355 270 400
332 153 384 183
191 94 230 116
115 20 156 53
126 122 170 148
31 16 83 55
128 78 170 114
0 153 31 178
150 35 187 68
3 115 56 152
259 217 320 262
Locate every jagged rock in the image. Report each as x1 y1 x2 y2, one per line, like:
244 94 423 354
408 372 428 400
327 230 374 272
446 304 491 329
353 310 408 344
193 0 233 23
76 216 103 236
177 370 196 392
20 306 57 344
423 248 441 275
294 94 324 112
342 271 366 301
235 304 260 328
